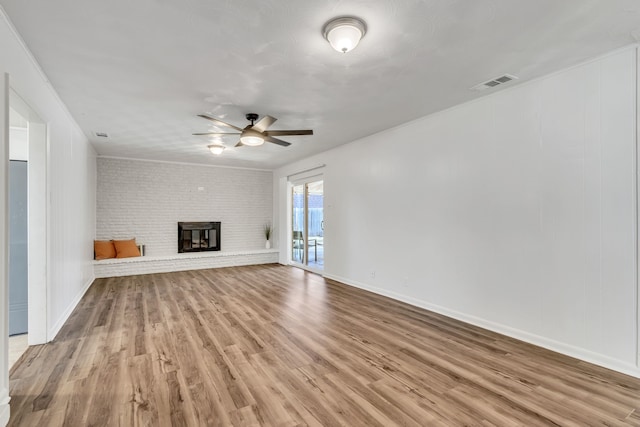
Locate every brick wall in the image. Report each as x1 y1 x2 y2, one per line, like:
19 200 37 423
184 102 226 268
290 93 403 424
97 158 273 256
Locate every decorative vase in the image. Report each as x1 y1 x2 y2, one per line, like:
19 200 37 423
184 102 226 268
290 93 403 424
265 240 271 249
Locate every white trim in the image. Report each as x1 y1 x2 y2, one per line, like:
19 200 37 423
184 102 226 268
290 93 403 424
289 173 323 186
0 7 49 84
47 275 94 341
323 273 640 379
289 262 323 275
0 398 9 427
45 122 51 343
286 164 325 180
281 178 293 265
636 45 640 368
288 175 324 271
97 155 274 173
1 72 10 427
12 96 49 345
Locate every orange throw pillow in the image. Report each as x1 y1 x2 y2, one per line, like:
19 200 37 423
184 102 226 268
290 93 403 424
113 239 141 258
94 240 116 260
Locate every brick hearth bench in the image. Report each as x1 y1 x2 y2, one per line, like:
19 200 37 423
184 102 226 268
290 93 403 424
94 249 279 278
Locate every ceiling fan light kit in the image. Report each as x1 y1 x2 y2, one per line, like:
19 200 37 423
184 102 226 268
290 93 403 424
195 113 313 153
240 129 265 146
323 16 367 53
208 144 225 155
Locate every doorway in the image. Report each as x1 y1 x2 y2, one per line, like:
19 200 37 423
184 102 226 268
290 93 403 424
8 103 29 366
8 89 48 349
291 178 324 271
9 159 27 336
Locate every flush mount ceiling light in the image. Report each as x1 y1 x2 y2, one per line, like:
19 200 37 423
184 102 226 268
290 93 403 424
323 16 367 53
208 144 225 155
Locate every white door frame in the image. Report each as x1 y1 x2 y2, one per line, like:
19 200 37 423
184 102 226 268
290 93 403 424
1 71 11 427
635 46 640 369
9 89 48 345
288 175 323 274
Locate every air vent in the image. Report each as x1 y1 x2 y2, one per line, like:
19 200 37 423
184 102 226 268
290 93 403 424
94 131 109 138
471 74 519 91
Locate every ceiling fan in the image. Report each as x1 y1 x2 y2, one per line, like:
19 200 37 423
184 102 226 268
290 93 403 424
193 113 313 148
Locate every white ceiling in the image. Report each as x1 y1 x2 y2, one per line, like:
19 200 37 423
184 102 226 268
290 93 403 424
2 0 640 169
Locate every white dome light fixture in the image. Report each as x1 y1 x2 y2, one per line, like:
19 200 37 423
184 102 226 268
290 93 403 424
240 129 265 146
323 16 367 53
208 144 225 155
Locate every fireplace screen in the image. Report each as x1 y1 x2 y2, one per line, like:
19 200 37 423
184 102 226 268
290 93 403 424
178 222 221 253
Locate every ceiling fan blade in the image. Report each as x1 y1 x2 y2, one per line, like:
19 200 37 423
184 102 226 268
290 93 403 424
264 130 313 136
264 135 291 147
197 114 243 131
192 132 240 136
235 140 244 147
252 115 277 132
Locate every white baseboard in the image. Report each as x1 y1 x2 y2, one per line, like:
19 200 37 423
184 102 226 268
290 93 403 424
323 273 640 379
47 275 95 341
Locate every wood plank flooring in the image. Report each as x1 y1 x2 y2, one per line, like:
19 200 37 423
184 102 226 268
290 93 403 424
8 264 640 426
8 334 28 370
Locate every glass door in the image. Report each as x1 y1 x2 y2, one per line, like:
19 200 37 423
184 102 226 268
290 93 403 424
306 180 323 269
291 179 324 270
292 184 305 264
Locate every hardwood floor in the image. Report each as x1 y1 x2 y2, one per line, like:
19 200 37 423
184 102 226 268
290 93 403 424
8 334 28 370
8 264 640 426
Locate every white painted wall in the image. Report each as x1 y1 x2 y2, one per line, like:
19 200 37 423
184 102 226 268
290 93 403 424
47 118 96 338
96 157 273 256
274 47 640 378
0 8 97 423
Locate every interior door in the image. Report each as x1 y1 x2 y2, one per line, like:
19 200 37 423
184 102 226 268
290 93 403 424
9 160 28 336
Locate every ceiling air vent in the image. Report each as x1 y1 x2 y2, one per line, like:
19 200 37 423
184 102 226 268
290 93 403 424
94 131 109 138
471 74 519 91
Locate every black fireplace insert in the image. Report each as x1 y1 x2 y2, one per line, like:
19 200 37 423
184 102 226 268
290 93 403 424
178 222 221 253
